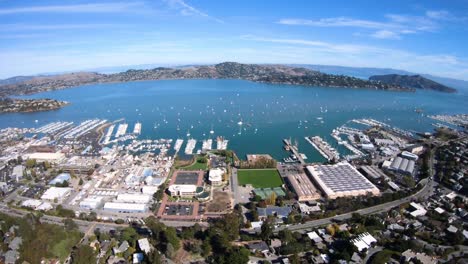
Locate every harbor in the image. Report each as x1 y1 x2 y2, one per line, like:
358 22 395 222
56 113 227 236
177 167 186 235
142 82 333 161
185 139 197 154
305 136 340 161
282 138 305 164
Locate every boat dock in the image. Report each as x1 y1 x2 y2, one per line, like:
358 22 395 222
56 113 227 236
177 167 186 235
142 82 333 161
185 139 196 154
174 139 184 153
216 136 228 150
305 136 340 161
133 122 142 134
115 123 128 138
202 139 213 150
283 138 305 164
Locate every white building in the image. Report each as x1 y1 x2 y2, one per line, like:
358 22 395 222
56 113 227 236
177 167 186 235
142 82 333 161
208 168 224 186
79 196 105 210
168 184 199 197
103 202 147 213
41 187 72 202
141 186 159 195
21 199 42 209
352 232 377 252
12 165 24 181
409 202 427 217
116 193 152 204
137 238 152 254
27 152 65 163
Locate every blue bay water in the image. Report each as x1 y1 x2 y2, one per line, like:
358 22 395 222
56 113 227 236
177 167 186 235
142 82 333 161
1 79 467 161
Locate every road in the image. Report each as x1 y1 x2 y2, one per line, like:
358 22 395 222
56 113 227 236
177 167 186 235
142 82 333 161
231 167 240 204
274 177 435 233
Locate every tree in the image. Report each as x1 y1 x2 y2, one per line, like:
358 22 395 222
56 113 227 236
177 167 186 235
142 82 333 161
78 178 84 185
267 192 277 205
63 218 78 230
260 220 273 241
71 245 96 264
165 243 175 259
201 239 212 257
148 250 162 264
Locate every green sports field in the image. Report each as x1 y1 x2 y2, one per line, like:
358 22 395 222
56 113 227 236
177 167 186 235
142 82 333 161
237 169 283 188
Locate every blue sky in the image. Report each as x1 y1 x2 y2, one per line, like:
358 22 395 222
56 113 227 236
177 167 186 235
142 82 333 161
0 0 467 80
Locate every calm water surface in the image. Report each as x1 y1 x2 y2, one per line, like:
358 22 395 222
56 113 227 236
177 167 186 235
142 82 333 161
1 79 467 161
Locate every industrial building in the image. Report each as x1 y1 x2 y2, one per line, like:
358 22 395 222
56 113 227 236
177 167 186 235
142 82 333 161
359 166 388 182
26 152 65 163
387 156 416 175
286 173 321 201
103 202 147 213
306 162 380 199
79 196 105 210
11 165 24 181
41 187 72 202
48 173 71 185
116 193 152 203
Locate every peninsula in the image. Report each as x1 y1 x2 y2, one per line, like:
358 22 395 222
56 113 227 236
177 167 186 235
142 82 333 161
0 98 69 113
369 74 457 93
0 62 413 96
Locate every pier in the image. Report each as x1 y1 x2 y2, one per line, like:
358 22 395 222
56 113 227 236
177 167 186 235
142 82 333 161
283 138 305 164
305 136 340 161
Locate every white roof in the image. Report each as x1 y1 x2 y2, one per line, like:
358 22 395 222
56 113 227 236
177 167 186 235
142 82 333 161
27 152 65 161
103 202 147 211
137 238 151 254
168 184 197 193
209 168 224 182
41 187 72 200
37 202 53 211
141 186 159 195
116 193 151 203
409 202 427 217
22 199 42 208
307 231 322 243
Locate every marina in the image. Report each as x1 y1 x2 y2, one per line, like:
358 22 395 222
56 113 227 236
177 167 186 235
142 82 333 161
174 139 184 153
185 139 197 155
133 122 142 134
283 138 305 164
216 136 228 150
202 139 213 150
115 123 128 138
305 136 340 161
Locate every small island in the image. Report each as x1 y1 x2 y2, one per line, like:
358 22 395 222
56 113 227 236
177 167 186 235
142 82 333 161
0 98 69 113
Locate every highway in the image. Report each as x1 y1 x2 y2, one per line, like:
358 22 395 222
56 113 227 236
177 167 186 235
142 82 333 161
274 176 435 233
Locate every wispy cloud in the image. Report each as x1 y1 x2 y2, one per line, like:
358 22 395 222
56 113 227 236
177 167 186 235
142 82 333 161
0 2 145 15
166 0 223 23
371 30 401 40
240 35 468 80
0 23 121 31
278 10 460 40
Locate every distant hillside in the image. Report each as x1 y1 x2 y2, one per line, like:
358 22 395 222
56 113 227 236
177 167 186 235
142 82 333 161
0 62 411 96
0 75 35 86
369 74 457 93
293 64 468 91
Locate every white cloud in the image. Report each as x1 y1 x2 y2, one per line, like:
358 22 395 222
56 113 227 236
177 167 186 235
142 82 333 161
0 23 120 31
278 17 391 29
240 35 468 80
371 30 401 39
279 10 458 40
165 0 223 23
0 2 145 14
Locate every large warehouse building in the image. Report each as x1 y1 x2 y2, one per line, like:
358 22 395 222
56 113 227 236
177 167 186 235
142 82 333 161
287 173 321 201
306 162 380 199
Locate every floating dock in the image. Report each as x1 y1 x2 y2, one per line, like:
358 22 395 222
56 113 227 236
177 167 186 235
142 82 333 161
202 139 213 150
174 139 184 153
305 136 340 161
283 138 305 164
185 139 197 154
115 123 128 138
216 136 228 150
133 122 142 134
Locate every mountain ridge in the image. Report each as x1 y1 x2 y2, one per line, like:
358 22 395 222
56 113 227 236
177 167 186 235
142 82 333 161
0 62 411 97
369 74 457 93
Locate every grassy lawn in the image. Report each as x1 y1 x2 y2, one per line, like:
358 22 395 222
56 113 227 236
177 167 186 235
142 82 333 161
237 169 283 188
179 156 208 170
